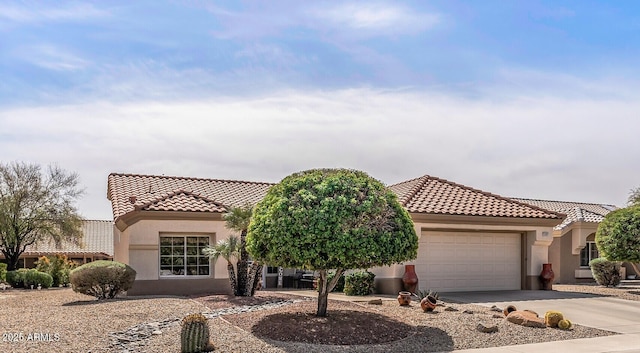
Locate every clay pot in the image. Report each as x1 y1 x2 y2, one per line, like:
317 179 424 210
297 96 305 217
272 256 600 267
402 265 418 294
397 291 412 306
539 263 555 290
420 295 437 312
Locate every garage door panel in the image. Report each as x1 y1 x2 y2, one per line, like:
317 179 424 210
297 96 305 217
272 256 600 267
416 231 521 292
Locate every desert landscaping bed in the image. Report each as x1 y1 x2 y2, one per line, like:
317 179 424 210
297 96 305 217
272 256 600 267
0 286 624 353
554 283 640 301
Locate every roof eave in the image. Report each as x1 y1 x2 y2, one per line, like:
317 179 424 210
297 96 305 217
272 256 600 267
409 212 564 228
115 209 225 232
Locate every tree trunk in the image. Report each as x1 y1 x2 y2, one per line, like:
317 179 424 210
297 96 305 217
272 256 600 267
236 229 249 296
251 264 263 295
316 269 344 317
316 269 329 317
3 250 20 271
245 263 263 296
227 263 237 295
630 263 640 278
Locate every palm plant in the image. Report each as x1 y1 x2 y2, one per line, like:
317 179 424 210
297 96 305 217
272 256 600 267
202 236 239 295
223 204 253 296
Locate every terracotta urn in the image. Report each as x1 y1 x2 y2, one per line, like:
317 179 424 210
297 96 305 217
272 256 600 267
402 264 419 294
397 291 412 306
539 263 555 290
420 295 437 312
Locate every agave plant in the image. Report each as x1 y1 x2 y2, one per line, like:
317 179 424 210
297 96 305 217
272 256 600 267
413 289 438 300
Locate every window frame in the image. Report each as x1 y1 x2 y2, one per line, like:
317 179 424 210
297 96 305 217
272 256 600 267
159 234 211 278
579 241 599 268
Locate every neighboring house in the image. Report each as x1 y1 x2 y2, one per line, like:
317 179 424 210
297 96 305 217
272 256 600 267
108 172 566 295
0 220 114 268
511 199 633 282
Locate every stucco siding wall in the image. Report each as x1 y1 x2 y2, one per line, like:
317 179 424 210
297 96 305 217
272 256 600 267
560 230 580 283
113 226 128 264
123 219 233 282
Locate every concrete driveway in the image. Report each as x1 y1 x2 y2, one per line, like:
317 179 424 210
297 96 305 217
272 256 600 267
440 290 640 334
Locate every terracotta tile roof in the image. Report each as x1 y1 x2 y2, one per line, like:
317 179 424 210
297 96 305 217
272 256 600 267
512 198 617 231
137 190 227 213
389 175 564 219
108 173 273 220
24 220 114 256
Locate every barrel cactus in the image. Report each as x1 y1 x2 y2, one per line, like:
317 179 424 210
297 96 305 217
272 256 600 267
558 319 572 330
544 310 564 328
181 313 214 353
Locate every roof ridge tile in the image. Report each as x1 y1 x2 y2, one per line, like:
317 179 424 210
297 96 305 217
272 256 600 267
108 172 275 186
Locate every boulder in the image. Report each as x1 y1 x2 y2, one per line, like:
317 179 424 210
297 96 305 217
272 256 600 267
506 310 546 328
367 299 382 305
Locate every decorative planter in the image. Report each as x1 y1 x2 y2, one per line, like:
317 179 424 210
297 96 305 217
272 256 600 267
420 295 437 312
539 263 555 290
402 265 419 294
397 291 412 306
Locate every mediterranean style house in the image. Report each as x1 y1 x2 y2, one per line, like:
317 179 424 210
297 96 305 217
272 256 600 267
108 172 606 296
0 220 114 268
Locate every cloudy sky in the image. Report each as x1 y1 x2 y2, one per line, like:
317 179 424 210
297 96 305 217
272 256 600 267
1 1 639 220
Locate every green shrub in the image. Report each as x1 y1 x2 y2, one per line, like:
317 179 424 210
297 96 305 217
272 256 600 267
589 257 621 287
70 260 136 299
0 263 6 282
23 269 53 288
344 271 375 296
6 269 29 288
36 255 76 287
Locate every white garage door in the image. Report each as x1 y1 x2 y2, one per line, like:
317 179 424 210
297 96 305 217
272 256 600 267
415 231 521 292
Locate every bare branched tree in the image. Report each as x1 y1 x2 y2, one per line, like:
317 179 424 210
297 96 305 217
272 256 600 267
0 162 84 270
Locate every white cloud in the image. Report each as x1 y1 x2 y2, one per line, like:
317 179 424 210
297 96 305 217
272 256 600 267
314 2 439 34
0 3 108 23
16 45 89 71
1 82 639 219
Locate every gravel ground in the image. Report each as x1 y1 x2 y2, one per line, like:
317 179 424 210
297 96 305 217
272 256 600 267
0 287 206 353
554 283 640 301
0 284 631 353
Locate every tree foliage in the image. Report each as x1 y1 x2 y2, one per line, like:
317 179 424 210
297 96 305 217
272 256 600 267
247 169 418 316
629 187 640 206
0 162 84 271
596 206 640 275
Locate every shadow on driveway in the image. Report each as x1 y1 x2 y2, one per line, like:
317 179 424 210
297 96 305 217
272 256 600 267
440 290 604 304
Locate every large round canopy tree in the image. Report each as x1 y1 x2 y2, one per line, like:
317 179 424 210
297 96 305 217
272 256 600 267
246 169 418 317
596 205 640 275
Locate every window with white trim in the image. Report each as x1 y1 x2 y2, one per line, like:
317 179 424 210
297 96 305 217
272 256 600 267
160 236 210 276
580 242 599 267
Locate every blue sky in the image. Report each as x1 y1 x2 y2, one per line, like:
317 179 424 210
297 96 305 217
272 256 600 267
1 1 639 219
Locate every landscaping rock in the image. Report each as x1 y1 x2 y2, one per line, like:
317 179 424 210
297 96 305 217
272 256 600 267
490 305 502 312
506 311 546 328
476 323 499 333
368 299 382 305
492 314 503 319
463 309 474 314
445 306 459 312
